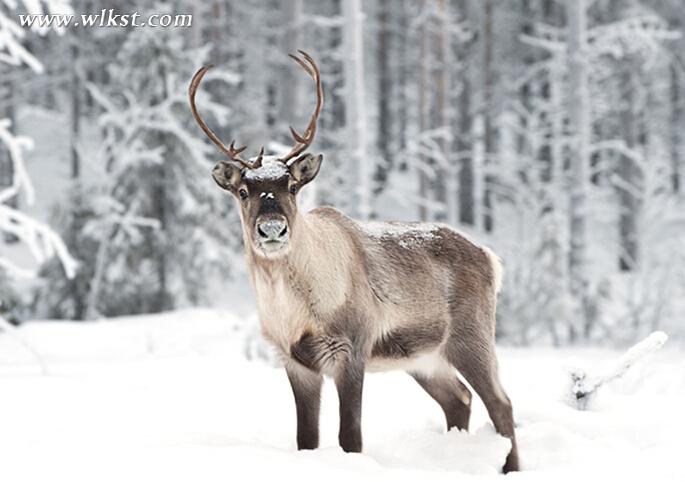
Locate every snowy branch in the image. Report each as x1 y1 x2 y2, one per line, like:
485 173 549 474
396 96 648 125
0 118 35 204
0 0 73 72
0 120 76 279
519 33 566 54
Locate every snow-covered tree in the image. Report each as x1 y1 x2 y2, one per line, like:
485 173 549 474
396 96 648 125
1 0 75 322
34 5 242 318
2 0 683 344
494 0 682 343
94 25 242 315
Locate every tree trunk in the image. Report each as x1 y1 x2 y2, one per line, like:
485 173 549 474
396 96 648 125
418 0 429 220
434 0 450 221
670 64 682 193
279 0 303 140
458 77 474 225
151 63 171 313
152 171 169 313
69 40 81 180
342 0 371 219
618 70 639 272
482 0 494 231
68 21 84 319
457 0 473 225
192 0 204 48
243 4 268 140
566 0 590 342
396 0 409 163
374 0 392 194
211 0 223 62
472 114 485 231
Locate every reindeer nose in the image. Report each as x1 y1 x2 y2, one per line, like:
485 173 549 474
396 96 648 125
257 219 288 241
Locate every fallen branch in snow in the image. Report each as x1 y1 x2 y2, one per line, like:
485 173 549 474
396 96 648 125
0 316 48 375
569 331 668 410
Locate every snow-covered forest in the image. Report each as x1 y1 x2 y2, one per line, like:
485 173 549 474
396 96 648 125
2 0 685 344
1 1 685 480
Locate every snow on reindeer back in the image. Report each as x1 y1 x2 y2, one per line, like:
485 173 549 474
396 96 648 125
360 220 443 248
243 157 289 182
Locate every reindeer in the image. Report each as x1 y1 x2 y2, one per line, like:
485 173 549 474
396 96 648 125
189 51 519 473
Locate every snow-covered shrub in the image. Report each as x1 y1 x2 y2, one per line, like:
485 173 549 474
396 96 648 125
32 185 102 319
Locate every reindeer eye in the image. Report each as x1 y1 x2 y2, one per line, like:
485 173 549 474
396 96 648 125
289 185 298 195
239 188 248 200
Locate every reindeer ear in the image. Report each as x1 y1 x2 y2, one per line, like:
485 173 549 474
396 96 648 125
212 160 243 191
289 153 323 186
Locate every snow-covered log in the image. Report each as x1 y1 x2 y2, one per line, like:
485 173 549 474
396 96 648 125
569 331 668 410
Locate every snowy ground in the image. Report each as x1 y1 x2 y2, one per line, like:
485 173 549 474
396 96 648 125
0 309 682 482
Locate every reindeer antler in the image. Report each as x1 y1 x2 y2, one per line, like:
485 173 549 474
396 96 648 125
279 50 324 165
190 53 321 170
189 65 263 169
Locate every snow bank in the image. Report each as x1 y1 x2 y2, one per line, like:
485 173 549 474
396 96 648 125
0 310 683 482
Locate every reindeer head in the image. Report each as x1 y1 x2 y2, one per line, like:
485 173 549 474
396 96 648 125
189 51 323 258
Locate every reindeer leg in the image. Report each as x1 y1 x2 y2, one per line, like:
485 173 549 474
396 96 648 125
411 373 472 431
285 362 323 450
446 331 519 473
334 352 365 453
